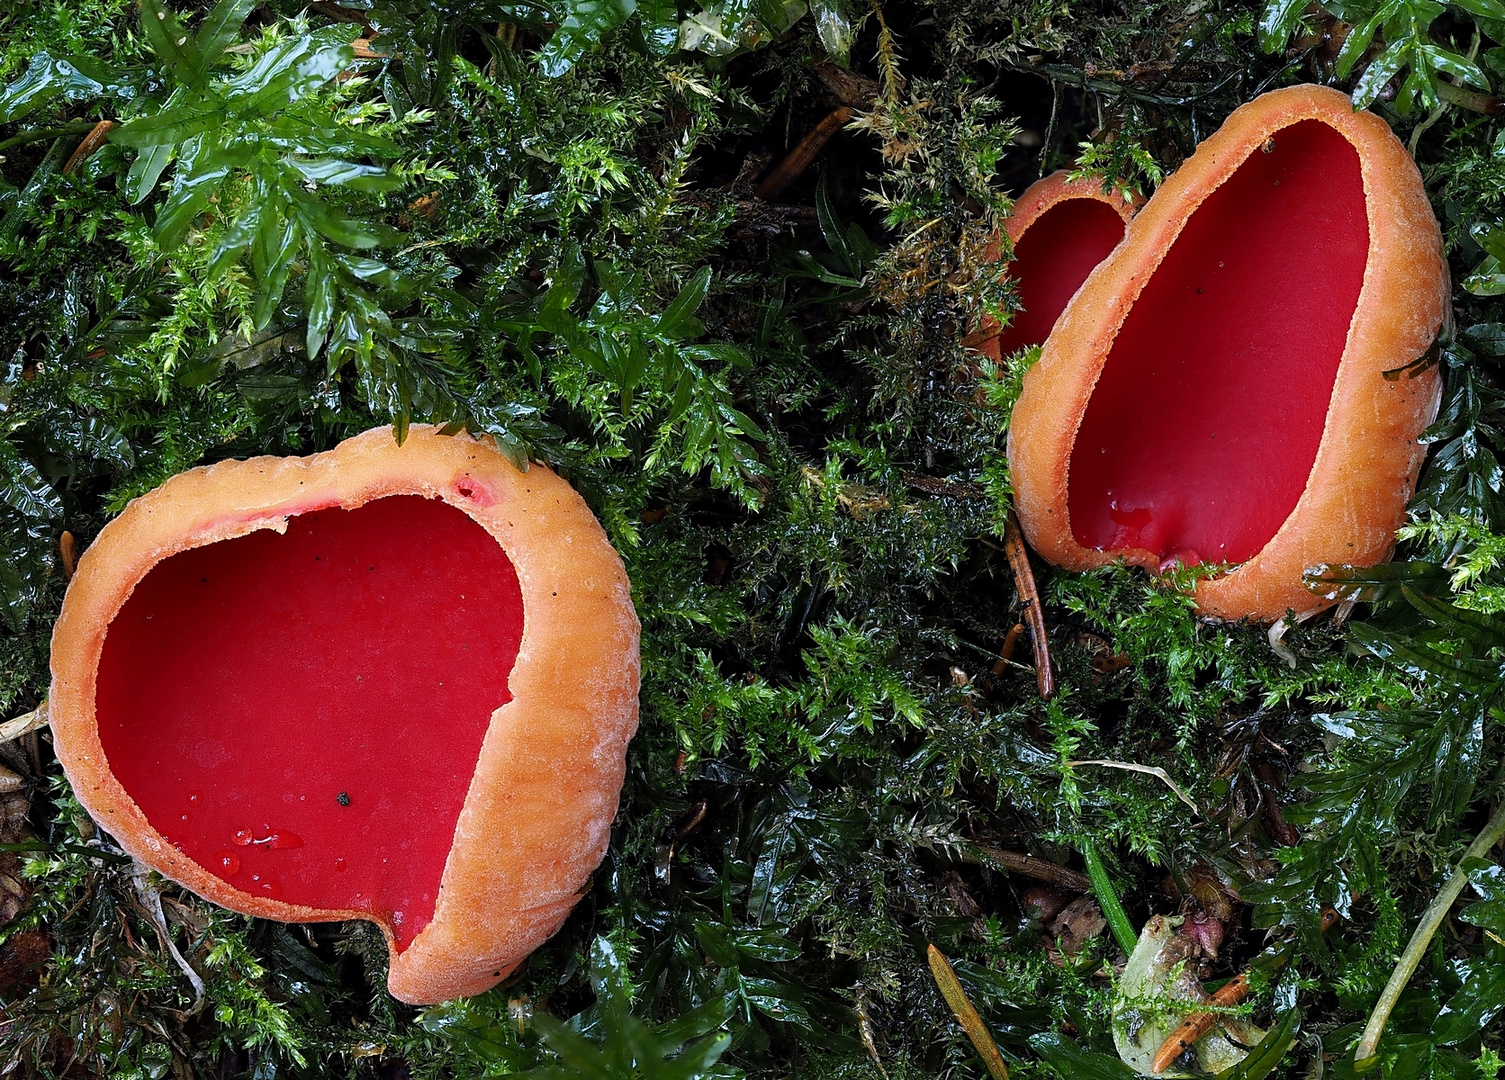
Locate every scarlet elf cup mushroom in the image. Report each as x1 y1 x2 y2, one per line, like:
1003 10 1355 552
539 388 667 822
48 426 640 1005
1007 85 1448 622
973 170 1138 362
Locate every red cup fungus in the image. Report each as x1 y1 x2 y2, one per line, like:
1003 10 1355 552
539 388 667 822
49 425 640 1004
1007 85 1448 622
974 170 1139 362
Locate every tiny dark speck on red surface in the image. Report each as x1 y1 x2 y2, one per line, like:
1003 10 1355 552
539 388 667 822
96 495 526 950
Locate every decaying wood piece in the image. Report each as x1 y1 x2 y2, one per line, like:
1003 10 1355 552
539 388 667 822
971 843 1092 892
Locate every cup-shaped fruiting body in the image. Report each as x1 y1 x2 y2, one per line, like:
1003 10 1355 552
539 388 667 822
49 425 640 1004
974 171 1139 362
1008 85 1447 622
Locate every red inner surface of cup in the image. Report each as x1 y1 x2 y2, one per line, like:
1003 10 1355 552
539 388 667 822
1068 120 1369 568
991 196 1129 358
96 494 524 948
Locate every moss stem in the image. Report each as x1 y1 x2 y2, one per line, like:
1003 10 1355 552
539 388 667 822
0 122 99 154
1354 798 1505 1061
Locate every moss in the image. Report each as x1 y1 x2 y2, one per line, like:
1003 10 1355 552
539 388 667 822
2 0 1505 1076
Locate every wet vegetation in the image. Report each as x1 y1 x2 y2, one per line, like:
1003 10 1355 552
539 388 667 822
2 0 1505 1076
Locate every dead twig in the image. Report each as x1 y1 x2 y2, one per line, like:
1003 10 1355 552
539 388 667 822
1003 510 1054 700
1150 973 1249 1073
1356 801 1505 1061
0 702 47 744
993 623 1025 674
351 37 390 59
927 944 1010 1080
903 471 984 499
970 843 1092 892
959 325 999 352
1152 908 1338 1073
673 800 708 840
756 107 853 201
61 120 114 175
310 1 371 25
1436 79 1504 115
132 863 207 1017
59 530 77 581
810 59 880 107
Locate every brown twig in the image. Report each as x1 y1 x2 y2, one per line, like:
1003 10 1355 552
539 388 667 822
1151 907 1339 1073
927 944 1010 1080
1150 974 1249 1073
58 531 77 581
311 1 371 24
1003 510 1054 700
61 120 114 175
0 702 47 744
673 800 708 840
1254 759 1299 846
993 623 1025 674
971 843 1092 892
756 107 853 201
810 59 880 107
1436 79 1505 115
903 471 984 499
959 325 998 352
351 37 390 59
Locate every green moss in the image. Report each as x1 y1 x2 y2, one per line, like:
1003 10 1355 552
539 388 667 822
3 0 1505 1076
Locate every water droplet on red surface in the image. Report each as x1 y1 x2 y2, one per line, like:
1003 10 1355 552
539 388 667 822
217 852 240 875
187 791 203 806
333 858 347 873
267 831 302 850
232 829 253 847
1108 500 1152 529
